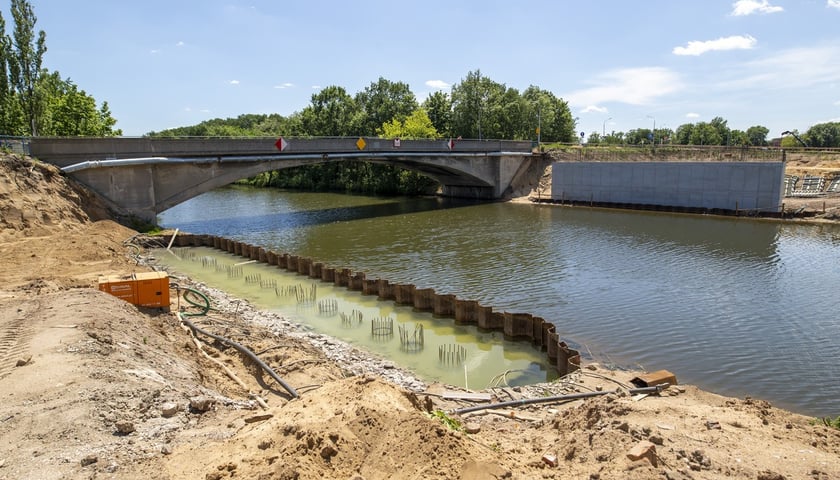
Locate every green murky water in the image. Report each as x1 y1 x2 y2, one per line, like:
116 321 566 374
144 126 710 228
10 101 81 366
155 246 556 389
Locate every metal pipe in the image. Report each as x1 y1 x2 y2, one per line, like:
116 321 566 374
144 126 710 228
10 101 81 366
451 385 665 415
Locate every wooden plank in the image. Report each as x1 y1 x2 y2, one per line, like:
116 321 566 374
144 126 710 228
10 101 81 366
442 391 492 402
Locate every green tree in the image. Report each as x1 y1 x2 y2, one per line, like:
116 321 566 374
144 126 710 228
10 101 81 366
8 0 46 135
585 132 602 144
709 117 730 145
654 127 673 145
603 131 624 145
728 129 749 146
745 125 769 146
689 122 722 145
450 70 507 139
149 113 302 137
421 91 451 136
522 86 576 143
492 86 524 140
35 70 121 136
378 108 440 194
355 77 417 136
97 101 120 136
449 71 572 141
805 122 840 147
0 9 12 134
379 108 437 139
674 123 694 145
299 86 362 136
624 128 651 145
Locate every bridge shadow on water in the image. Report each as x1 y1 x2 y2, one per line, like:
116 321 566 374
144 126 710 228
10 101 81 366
160 191 490 238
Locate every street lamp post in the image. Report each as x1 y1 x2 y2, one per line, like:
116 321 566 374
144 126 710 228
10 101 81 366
647 115 656 149
603 117 612 138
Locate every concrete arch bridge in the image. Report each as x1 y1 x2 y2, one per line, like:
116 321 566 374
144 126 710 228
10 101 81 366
29 137 538 223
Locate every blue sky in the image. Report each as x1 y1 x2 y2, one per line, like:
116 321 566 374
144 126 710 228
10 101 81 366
9 0 840 138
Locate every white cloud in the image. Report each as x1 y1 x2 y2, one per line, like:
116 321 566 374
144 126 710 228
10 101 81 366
580 105 608 114
834 100 840 106
149 49 160 54
730 44 840 90
731 0 783 16
673 35 757 56
176 41 184 47
311 85 321 90
274 83 295 89
229 80 240 85
686 112 701 118
566 67 683 106
425 80 450 90
828 0 840 9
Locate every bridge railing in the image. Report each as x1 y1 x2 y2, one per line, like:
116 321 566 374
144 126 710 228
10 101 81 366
29 136 534 168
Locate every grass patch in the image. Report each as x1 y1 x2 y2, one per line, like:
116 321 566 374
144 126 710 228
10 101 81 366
429 410 463 432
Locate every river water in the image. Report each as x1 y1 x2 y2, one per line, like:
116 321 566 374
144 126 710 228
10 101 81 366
157 186 840 417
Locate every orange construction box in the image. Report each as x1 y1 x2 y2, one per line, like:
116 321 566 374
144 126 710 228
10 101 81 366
98 271 170 310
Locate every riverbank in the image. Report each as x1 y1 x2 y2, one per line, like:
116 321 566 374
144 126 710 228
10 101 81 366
2 153 839 479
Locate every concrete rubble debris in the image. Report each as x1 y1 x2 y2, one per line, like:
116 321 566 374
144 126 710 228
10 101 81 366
115 421 135 434
626 440 658 466
160 402 180 417
541 453 558 467
189 396 215 412
464 422 481 434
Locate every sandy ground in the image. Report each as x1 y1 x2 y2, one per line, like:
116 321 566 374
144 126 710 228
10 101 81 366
1 153 840 480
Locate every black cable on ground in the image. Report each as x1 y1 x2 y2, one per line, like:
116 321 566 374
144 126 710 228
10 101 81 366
170 284 298 399
180 316 299 399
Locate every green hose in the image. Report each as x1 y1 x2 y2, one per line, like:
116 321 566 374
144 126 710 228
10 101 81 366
181 287 211 316
171 283 299 399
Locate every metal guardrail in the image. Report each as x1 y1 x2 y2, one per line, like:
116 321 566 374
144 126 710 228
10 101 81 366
0 136 31 155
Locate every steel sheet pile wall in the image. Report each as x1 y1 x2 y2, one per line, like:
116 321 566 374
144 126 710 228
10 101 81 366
551 161 785 213
165 233 582 376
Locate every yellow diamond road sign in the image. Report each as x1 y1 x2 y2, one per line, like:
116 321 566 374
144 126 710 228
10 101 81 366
356 137 367 150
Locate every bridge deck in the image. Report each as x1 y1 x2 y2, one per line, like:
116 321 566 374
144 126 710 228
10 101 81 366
30 137 534 168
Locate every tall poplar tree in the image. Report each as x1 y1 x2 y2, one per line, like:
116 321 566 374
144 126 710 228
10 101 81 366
0 9 12 133
9 0 46 136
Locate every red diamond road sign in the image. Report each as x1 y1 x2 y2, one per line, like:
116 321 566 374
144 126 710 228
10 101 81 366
274 137 288 151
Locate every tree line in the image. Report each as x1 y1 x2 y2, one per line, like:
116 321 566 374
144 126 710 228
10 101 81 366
148 71 578 195
586 116 840 149
0 0 120 136
149 71 577 143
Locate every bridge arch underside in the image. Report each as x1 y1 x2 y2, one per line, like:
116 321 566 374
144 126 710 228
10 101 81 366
69 154 522 223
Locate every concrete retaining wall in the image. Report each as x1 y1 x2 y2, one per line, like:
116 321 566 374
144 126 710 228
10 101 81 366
551 161 785 213
163 233 581 377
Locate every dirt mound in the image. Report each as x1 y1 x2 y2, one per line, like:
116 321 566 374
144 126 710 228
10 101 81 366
0 154 113 240
164 376 508 480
